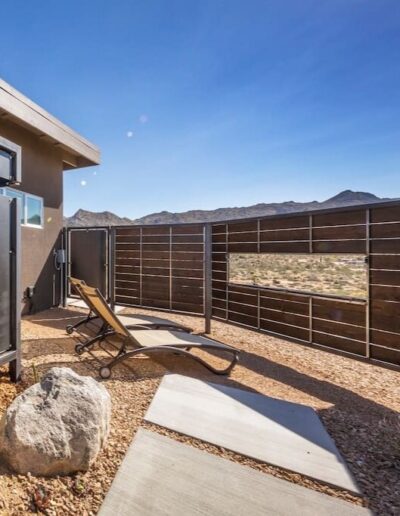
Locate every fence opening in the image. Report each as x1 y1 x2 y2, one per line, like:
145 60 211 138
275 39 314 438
228 253 367 299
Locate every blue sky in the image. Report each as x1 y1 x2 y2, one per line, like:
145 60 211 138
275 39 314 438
1 0 399 218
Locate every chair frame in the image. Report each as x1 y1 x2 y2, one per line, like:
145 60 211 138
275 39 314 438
75 283 240 379
66 278 100 334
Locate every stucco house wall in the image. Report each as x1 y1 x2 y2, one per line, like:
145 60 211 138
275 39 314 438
0 80 100 314
0 119 64 313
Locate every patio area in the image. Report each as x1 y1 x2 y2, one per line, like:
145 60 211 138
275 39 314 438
0 304 399 515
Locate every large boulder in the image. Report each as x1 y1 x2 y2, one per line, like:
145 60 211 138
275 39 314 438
0 367 111 476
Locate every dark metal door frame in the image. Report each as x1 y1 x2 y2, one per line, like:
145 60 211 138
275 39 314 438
0 197 21 381
65 227 110 300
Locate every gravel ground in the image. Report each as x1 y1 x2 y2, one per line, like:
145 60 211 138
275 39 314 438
0 305 399 515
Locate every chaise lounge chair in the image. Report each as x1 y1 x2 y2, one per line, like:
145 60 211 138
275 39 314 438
66 277 192 335
75 283 240 379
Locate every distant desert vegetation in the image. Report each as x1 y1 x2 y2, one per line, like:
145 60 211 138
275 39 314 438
229 253 367 299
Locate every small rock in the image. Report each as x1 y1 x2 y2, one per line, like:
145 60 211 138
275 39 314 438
0 367 111 476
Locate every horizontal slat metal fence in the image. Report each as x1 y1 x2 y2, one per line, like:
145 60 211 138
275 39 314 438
210 202 400 367
65 200 400 368
369 205 400 365
113 223 205 314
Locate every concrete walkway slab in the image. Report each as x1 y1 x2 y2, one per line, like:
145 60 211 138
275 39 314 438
145 374 360 494
98 429 370 516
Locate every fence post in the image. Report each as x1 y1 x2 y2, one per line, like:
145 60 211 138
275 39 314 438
204 224 212 334
365 209 371 359
109 227 116 310
61 227 67 307
9 198 21 382
64 227 71 305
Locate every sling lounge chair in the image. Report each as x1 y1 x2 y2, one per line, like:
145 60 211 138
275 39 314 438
66 277 101 334
66 277 192 336
77 283 240 379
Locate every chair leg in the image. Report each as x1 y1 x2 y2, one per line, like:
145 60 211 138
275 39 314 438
98 345 240 379
66 313 99 334
75 329 116 355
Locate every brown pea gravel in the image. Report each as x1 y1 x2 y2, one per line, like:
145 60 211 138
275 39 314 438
0 305 399 515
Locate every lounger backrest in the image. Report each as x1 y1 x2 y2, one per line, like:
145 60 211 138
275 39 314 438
69 276 86 296
69 277 101 316
69 277 95 311
78 283 129 338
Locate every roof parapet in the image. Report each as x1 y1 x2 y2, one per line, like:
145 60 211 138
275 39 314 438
0 79 100 169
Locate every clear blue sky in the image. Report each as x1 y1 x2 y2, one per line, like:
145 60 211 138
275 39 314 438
1 1 399 218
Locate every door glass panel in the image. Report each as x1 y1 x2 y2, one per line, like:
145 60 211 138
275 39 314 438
1 189 24 224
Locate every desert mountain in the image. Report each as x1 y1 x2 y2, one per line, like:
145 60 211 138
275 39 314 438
64 190 391 227
63 209 132 227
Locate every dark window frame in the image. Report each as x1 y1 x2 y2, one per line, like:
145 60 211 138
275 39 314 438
0 187 44 229
0 135 22 186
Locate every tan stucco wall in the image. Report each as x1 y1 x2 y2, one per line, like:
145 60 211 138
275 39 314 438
0 119 64 314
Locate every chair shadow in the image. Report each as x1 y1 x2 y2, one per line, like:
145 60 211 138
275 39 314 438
23 308 89 332
22 331 170 382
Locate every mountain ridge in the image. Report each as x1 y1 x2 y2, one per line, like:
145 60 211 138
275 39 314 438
64 190 393 227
